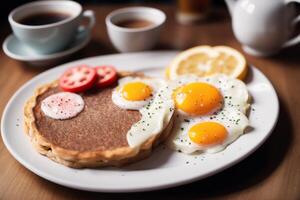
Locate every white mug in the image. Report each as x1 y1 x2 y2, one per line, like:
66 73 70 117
225 0 300 56
106 7 166 53
9 0 95 54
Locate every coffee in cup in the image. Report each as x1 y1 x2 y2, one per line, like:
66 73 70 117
18 12 72 26
115 18 154 29
106 7 166 53
9 1 95 54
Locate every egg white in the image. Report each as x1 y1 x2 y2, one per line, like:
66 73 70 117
169 74 250 115
112 76 175 148
112 77 165 110
167 108 249 154
167 74 250 154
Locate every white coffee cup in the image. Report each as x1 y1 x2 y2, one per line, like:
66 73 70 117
106 7 166 53
9 0 95 54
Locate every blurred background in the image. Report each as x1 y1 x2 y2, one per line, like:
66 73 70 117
2 0 299 57
0 0 226 23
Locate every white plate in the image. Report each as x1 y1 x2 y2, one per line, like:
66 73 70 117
1 51 279 192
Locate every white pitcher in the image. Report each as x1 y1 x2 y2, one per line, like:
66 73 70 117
225 0 300 56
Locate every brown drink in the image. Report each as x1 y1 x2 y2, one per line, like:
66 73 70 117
115 19 154 29
18 12 71 26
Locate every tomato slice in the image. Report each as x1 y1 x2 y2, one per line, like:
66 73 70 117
59 65 97 93
95 66 118 88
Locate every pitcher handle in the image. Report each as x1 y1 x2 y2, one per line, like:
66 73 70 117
283 0 300 48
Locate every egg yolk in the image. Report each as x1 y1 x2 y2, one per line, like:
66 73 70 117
188 122 228 146
121 82 153 101
173 82 222 115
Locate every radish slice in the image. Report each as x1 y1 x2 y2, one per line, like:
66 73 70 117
41 92 84 120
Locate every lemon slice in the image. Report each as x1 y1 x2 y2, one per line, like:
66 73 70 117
167 45 247 80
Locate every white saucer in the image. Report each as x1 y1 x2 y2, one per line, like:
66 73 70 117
2 29 90 66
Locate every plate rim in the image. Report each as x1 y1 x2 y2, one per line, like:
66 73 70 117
1 51 279 192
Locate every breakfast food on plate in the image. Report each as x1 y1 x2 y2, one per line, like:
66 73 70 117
112 76 162 110
59 65 98 93
165 45 251 154
166 74 250 154
23 45 251 168
166 45 248 81
112 76 174 147
24 65 174 168
94 65 118 88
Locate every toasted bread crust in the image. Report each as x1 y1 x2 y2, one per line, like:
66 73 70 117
24 72 174 168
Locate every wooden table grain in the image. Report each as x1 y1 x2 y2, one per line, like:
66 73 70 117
1 4 300 200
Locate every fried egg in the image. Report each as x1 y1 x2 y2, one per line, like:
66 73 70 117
112 76 174 148
167 74 250 154
168 108 249 153
112 77 165 110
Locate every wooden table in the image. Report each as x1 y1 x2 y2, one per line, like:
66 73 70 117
1 3 300 200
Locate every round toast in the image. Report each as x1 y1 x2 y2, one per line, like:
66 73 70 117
24 72 174 168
